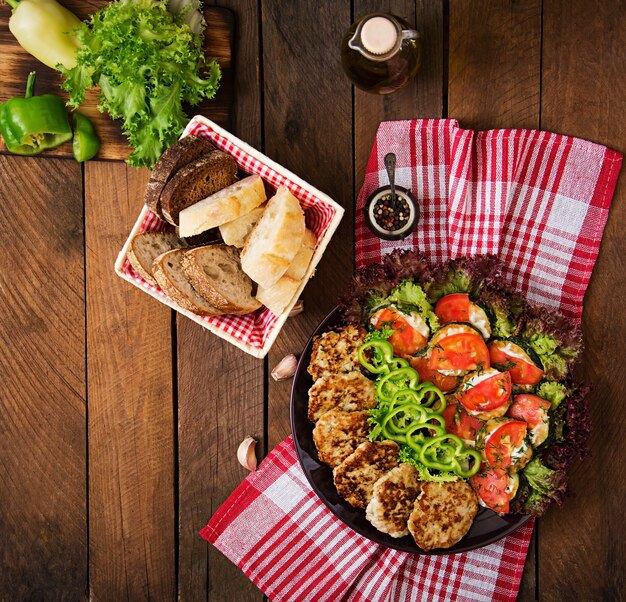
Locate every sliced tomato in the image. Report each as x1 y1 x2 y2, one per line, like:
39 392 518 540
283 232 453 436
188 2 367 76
372 307 428 356
507 394 551 447
409 356 459 393
489 340 544 386
429 327 490 374
483 419 528 469
435 293 471 323
457 369 512 417
470 466 513 514
442 401 485 443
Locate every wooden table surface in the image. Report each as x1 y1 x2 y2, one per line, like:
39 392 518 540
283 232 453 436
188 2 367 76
1 1 624 600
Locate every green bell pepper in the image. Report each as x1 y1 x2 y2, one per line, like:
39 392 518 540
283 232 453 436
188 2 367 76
0 71 72 156
72 112 100 162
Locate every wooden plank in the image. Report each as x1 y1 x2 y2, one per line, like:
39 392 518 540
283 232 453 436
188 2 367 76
0 1 232 159
85 163 176 599
448 0 541 130
539 1 625 599
355 0 444 186
177 2 264 600
0 156 86 599
447 2 541 598
261 0 354 447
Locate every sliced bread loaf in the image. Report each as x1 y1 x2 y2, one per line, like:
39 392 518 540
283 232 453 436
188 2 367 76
182 245 261 315
219 203 266 247
178 174 267 237
144 135 215 219
152 249 224 315
127 230 187 286
240 186 306 289
160 150 238 226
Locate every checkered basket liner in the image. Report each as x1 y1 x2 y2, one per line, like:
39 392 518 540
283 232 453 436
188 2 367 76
115 116 344 357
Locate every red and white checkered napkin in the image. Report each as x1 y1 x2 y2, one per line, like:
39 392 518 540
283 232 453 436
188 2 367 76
356 119 622 320
200 120 621 601
201 437 534 602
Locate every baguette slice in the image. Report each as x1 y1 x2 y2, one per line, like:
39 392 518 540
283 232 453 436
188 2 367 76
255 229 317 314
240 187 306 289
152 249 224 316
127 231 187 286
182 245 261 315
178 174 267 237
256 276 300 316
160 150 238 226
219 203 266 248
144 135 215 219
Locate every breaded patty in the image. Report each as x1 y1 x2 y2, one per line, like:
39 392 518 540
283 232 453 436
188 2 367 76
333 440 400 509
308 325 365 381
308 371 376 422
365 463 421 538
312 409 370 468
407 480 479 551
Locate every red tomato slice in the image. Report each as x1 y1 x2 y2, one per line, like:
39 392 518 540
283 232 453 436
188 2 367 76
458 370 512 414
429 331 490 373
507 394 551 447
470 466 512 514
489 340 544 386
435 293 471 323
409 356 459 393
484 420 527 469
442 402 485 442
373 307 428 356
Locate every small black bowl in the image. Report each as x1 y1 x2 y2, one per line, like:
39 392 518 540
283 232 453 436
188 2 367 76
363 185 419 241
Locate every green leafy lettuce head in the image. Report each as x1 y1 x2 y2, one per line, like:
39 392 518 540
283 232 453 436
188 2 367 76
60 0 220 168
386 280 439 331
426 255 502 303
535 381 569 408
519 306 583 381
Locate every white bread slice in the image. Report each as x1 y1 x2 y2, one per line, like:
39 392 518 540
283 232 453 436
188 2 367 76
127 230 186 286
240 186 305 289
178 174 267 237
181 245 261 315
256 276 300 316
152 249 224 316
254 229 317 314
219 203 266 247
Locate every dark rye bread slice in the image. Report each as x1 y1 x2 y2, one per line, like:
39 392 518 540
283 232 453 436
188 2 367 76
127 230 187 286
144 135 216 219
181 245 261 315
152 248 224 316
160 150 238 226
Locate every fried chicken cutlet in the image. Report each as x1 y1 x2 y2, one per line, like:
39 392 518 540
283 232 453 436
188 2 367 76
308 371 376 421
312 409 370 468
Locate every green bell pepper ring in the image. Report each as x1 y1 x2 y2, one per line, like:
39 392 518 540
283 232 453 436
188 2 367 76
358 340 409 374
375 366 420 402
0 71 72 156
72 112 100 162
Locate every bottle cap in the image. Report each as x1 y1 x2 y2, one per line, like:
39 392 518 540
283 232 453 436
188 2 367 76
360 16 399 55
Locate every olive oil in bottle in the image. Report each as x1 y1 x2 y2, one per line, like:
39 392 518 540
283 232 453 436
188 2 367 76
341 13 422 94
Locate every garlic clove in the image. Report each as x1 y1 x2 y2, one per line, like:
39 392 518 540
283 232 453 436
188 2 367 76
237 436 258 471
288 299 304 317
271 354 298 381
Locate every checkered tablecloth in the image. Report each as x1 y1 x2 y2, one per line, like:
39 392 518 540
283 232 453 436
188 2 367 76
200 119 621 601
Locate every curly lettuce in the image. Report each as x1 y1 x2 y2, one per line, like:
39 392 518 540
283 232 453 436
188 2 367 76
61 0 220 168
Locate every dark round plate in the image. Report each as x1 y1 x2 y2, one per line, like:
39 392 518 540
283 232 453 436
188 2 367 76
290 305 532 555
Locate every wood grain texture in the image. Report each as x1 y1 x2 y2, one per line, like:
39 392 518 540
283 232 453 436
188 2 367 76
448 0 541 130
355 0 444 187
0 156 86 600
0 1 232 159
446 2 541 598
539 1 626 599
177 2 263 600
85 163 175 600
261 0 354 447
